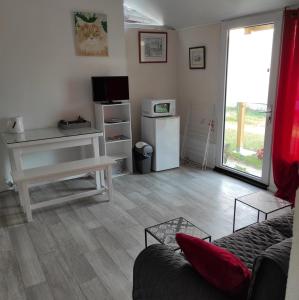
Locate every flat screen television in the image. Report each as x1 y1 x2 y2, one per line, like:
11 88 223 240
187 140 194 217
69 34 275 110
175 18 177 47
91 76 129 103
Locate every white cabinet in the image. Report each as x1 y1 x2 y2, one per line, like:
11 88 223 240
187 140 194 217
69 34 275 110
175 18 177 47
95 102 133 177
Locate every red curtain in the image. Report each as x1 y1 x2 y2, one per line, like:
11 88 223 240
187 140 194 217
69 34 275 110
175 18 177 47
273 9 299 205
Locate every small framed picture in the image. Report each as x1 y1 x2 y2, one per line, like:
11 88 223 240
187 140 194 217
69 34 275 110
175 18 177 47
139 31 168 63
189 46 206 69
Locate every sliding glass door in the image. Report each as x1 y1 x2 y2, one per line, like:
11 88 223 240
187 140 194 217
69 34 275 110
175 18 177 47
217 12 282 184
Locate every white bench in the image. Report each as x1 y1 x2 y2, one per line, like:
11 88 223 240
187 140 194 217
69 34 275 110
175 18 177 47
12 156 115 222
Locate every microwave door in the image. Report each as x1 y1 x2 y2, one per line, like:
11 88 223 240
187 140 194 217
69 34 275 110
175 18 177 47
154 103 170 114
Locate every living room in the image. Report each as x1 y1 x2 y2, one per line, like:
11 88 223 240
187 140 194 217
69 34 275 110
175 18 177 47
0 0 298 299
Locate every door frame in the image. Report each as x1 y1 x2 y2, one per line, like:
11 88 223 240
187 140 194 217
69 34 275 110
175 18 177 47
215 11 283 185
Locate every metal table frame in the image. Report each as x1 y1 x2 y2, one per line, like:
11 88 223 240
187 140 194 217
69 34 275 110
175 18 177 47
233 196 292 233
145 217 211 250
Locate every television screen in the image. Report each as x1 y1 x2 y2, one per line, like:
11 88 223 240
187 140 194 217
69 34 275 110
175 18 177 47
92 76 129 102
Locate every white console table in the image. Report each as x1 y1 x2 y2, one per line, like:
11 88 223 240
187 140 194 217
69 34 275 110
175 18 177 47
1 127 114 221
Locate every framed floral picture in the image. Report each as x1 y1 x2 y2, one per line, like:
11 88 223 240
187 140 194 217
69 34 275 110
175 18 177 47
139 31 167 63
74 12 108 56
189 46 206 69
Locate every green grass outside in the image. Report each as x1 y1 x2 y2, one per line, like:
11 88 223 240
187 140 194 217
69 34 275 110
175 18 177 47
225 106 266 125
223 106 265 170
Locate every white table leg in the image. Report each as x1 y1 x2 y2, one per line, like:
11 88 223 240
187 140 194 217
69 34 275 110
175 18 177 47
11 147 31 221
100 169 105 187
10 149 24 210
107 165 113 201
12 148 24 171
19 182 32 222
92 137 102 190
17 187 25 211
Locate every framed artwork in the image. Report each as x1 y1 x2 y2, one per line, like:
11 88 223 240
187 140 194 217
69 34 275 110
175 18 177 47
74 12 108 56
189 46 206 69
139 31 167 63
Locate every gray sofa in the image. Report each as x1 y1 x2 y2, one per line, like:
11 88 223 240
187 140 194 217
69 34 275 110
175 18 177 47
133 211 293 300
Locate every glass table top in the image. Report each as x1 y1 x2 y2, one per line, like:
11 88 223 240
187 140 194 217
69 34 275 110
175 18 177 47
146 217 211 250
236 191 292 213
1 127 102 145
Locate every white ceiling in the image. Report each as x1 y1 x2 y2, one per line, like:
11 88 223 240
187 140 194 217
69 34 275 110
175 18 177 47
124 0 299 29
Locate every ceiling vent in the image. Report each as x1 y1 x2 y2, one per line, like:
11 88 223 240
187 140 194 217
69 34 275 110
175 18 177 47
124 4 161 25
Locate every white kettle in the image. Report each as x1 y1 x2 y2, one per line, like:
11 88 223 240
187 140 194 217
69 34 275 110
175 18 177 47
6 116 24 133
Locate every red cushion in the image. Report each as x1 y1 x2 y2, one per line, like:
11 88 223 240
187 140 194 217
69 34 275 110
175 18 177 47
176 233 251 295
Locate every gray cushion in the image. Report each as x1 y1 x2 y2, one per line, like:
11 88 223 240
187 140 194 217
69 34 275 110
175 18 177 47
263 211 293 238
213 223 286 270
247 238 292 300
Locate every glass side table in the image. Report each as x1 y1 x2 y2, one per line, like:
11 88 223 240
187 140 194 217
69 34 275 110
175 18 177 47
233 191 292 232
145 217 211 251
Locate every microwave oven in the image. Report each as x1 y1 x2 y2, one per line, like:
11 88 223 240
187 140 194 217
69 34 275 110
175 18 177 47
142 99 176 117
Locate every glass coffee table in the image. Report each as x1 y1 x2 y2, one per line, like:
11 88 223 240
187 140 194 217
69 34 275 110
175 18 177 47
145 217 211 251
233 191 292 232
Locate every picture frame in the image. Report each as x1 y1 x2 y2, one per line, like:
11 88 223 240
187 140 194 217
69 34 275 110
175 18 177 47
73 12 108 56
139 31 168 63
189 46 206 69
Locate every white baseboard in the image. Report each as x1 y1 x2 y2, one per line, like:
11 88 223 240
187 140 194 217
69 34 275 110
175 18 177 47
184 143 216 169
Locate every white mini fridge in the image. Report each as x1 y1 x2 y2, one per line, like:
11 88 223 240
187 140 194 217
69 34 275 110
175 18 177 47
141 116 180 171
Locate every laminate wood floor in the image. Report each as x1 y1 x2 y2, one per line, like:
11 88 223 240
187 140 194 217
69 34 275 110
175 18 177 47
0 165 266 300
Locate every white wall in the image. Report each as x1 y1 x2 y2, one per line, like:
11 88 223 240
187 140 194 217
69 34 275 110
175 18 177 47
125 28 178 143
0 0 127 189
177 24 221 167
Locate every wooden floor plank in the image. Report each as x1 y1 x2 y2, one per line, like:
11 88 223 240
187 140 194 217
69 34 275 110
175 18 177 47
40 251 86 300
0 250 27 300
25 282 54 300
8 225 46 288
58 239 97 285
89 202 139 229
113 190 137 211
71 205 102 230
100 218 143 252
126 206 158 228
80 277 111 300
56 209 101 253
92 226 134 280
26 220 57 256
85 248 132 300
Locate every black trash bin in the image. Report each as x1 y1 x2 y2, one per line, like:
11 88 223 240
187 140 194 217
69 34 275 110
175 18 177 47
134 142 153 174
